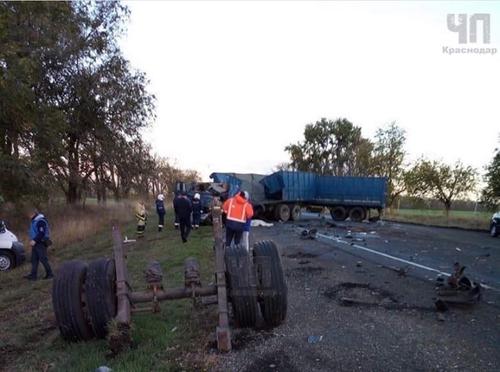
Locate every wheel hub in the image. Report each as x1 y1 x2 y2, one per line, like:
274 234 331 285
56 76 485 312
0 255 12 270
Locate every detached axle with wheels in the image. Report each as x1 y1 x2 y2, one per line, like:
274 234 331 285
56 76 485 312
51 204 287 353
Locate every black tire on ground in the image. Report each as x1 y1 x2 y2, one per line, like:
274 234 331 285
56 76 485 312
349 207 366 222
330 206 347 221
85 258 117 338
52 260 95 341
253 240 287 327
491 224 499 237
0 250 14 271
225 245 258 328
289 204 301 221
275 204 290 222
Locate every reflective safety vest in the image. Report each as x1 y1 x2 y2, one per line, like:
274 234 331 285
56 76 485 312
224 196 253 223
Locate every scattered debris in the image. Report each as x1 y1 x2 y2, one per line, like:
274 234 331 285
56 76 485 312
300 228 317 240
326 221 337 228
171 326 177 333
345 231 353 239
437 313 446 322
356 261 362 267
434 263 481 310
307 335 323 344
455 247 462 252
95 367 113 372
123 236 136 243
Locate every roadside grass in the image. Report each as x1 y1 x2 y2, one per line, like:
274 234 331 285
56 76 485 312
386 208 492 230
0 209 217 372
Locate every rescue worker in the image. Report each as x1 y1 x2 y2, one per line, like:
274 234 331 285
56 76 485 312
222 191 254 246
192 193 202 228
173 192 180 229
24 208 53 280
173 191 192 243
135 201 147 238
242 191 252 251
156 194 166 232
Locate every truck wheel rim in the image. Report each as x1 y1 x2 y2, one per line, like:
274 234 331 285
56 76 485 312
0 256 11 270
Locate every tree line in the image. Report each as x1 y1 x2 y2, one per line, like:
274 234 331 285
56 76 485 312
284 118 500 214
0 1 197 206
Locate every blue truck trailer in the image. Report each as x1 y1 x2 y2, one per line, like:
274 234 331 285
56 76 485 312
210 171 387 222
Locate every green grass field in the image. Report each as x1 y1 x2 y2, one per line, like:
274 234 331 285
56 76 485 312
386 208 492 230
0 210 217 372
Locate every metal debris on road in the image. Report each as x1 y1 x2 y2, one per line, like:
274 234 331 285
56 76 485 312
308 335 323 344
435 263 481 310
300 228 317 240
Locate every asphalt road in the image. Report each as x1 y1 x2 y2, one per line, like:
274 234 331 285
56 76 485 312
216 216 500 372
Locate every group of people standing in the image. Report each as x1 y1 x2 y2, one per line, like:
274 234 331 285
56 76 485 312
136 189 255 249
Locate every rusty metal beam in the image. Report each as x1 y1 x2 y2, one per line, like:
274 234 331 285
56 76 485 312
129 286 217 303
211 200 232 352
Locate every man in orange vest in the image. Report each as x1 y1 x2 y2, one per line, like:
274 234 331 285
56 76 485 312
222 191 254 246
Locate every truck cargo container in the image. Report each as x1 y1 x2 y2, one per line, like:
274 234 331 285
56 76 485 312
210 171 387 222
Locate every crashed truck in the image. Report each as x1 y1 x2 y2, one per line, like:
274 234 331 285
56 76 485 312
207 171 387 222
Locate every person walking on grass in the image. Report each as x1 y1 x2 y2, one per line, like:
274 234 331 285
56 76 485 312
136 201 147 238
192 193 202 229
173 191 192 243
156 194 166 232
24 208 53 281
222 190 253 246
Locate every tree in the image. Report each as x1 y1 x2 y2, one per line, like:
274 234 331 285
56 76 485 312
285 118 374 176
481 147 500 210
372 122 407 208
405 159 477 218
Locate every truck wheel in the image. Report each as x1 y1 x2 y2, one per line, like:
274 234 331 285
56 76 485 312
85 258 117 338
225 245 258 328
491 224 498 237
289 205 301 221
52 260 95 341
0 250 14 271
275 204 290 222
330 206 347 221
253 240 287 327
349 207 366 222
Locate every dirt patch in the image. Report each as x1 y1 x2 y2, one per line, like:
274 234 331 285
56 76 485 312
285 251 318 259
243 350 299 372
229 329 276 351
292 266 324 274
324 282 397 307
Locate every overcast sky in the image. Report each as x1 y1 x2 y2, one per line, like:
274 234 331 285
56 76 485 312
120 1 500 181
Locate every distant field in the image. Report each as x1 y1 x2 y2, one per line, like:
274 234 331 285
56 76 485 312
386 208 492 230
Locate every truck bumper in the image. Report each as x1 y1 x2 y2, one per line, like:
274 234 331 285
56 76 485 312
11 242 26 266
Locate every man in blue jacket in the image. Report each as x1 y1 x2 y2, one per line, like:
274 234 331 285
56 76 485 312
24 209 53 280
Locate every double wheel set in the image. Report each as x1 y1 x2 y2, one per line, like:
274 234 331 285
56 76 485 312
51 204 287 352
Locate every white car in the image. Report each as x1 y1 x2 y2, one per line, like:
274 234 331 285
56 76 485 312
0 221 26 271
491 212 500 238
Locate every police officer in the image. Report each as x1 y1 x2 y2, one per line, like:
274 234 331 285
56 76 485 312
24 209 53 280
173 191 192 243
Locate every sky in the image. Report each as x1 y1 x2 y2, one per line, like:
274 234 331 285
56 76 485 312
120 1 500 181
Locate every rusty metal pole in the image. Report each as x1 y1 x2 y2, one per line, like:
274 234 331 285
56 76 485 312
211 200 231 352
113 225 131 325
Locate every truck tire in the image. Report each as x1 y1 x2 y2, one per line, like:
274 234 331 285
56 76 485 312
253 240 287 327
0 250 14 271
52 260 95 341
289 204 301 221
85 258 117 338
275 204 290 222
349 207 366 222
225 245 258 328
330 206 347 221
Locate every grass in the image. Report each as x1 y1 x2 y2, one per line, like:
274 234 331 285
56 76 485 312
386 208 492 230
0 208 217 372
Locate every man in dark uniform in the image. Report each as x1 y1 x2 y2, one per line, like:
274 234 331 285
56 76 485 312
173 191 193 243
24 209 53 280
